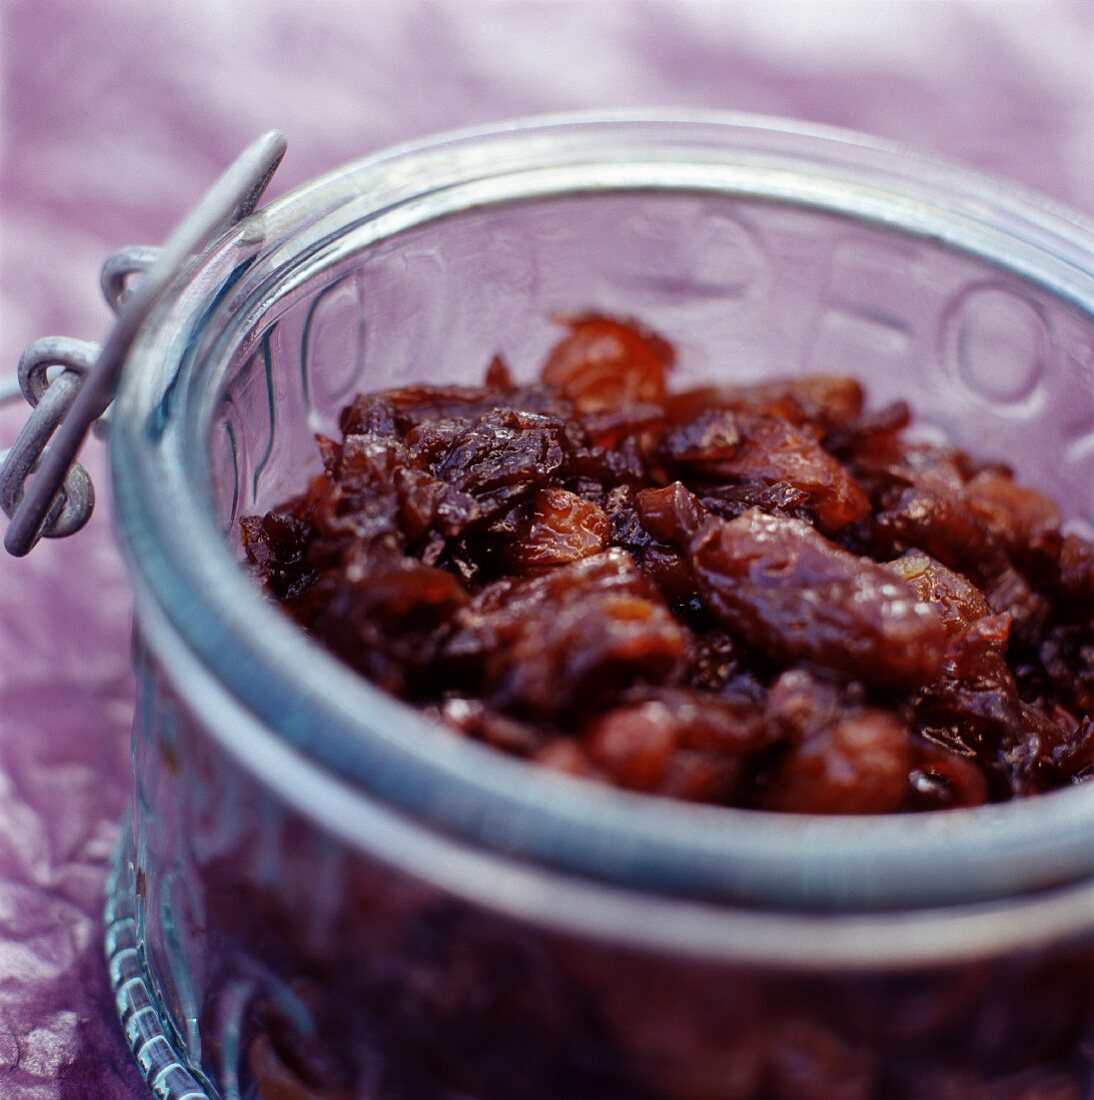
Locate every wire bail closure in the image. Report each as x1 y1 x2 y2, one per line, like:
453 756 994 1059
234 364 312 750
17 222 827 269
0 131 287 557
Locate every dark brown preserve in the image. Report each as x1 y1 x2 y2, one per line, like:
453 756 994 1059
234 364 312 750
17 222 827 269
242 314 1094 814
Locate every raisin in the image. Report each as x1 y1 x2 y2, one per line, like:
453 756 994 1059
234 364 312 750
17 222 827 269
692 511 946 688
500 487 612 571
433 408 565 495
443 550 686 720
338 394 400 437
758 671 911 814
667 374 864 435
382 382 500 427
661 408 742 467
1019 702 1094 787
666 411 870 532
541 313 673 412
872 485 1000 576
635 482 707 546
825 400 911 461
906 739 990 810
303 549 469 696
586 689 767 802
243 312 1094 815
484 354 514 390
963 469 1061 562
687 629 768 703
885 551 990 640
581 403 665 449
1036 622 1094 720
598 483 698 606
434 696 545 757
910 614 1036 797
1055 533 1094 603
240 511 318 600
983 563 1050 644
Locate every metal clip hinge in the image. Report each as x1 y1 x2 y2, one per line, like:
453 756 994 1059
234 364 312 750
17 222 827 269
0 131 286 556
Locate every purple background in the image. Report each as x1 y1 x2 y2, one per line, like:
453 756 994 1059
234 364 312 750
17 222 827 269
0 2 1091 1096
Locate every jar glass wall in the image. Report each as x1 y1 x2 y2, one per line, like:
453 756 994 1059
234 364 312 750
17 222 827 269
107 115 1094 1099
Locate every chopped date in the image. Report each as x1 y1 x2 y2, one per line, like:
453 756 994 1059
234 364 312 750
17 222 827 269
243 312 1093 814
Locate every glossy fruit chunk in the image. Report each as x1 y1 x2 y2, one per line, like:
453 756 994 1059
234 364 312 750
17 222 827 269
243 313 1093 813
541 313 674 412
692 510 946 688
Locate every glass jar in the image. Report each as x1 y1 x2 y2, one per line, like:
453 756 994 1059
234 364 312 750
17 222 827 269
104 114 1094 1099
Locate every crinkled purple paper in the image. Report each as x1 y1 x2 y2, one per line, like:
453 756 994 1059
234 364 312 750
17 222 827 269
0 2 1091 1096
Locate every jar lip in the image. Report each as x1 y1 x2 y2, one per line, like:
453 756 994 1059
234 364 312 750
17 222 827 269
342 106 1094 226
112 111 1094 915
260 107 1093 306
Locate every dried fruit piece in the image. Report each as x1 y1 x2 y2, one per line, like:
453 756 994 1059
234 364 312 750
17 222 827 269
240 511 318 600
1056 533 1094 603
443 550 687 719
667 374 865 435
885 551 990 640
303 547 470 695
698 481 814 526
635 482 707 546
500 487 612 571
910 613 1036 797
586 689 766 801
762 706 910 814
581 403 665 449
667 411 870 532
243 313 1094 815
872 484 999 578
906 740 990 810
662 409 742 467
759 671 911 815
433 696 545 757
692 510 946 688
338 394 400 437
963 469 1061 560
825 400 911 462
434 408 566 495
541 313 674 412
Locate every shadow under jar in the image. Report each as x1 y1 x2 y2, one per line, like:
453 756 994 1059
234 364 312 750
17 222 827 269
106 115 1094 1100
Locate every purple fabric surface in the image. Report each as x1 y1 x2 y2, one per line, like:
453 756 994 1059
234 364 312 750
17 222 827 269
0 2 1091 1096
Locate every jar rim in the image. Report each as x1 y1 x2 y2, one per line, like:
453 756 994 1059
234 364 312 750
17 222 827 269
111 111 1094 922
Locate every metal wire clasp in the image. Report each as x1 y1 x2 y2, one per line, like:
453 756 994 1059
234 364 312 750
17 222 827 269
0 131 287 557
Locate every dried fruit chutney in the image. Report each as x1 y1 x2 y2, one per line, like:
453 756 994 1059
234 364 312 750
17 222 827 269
242 314 1093 813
